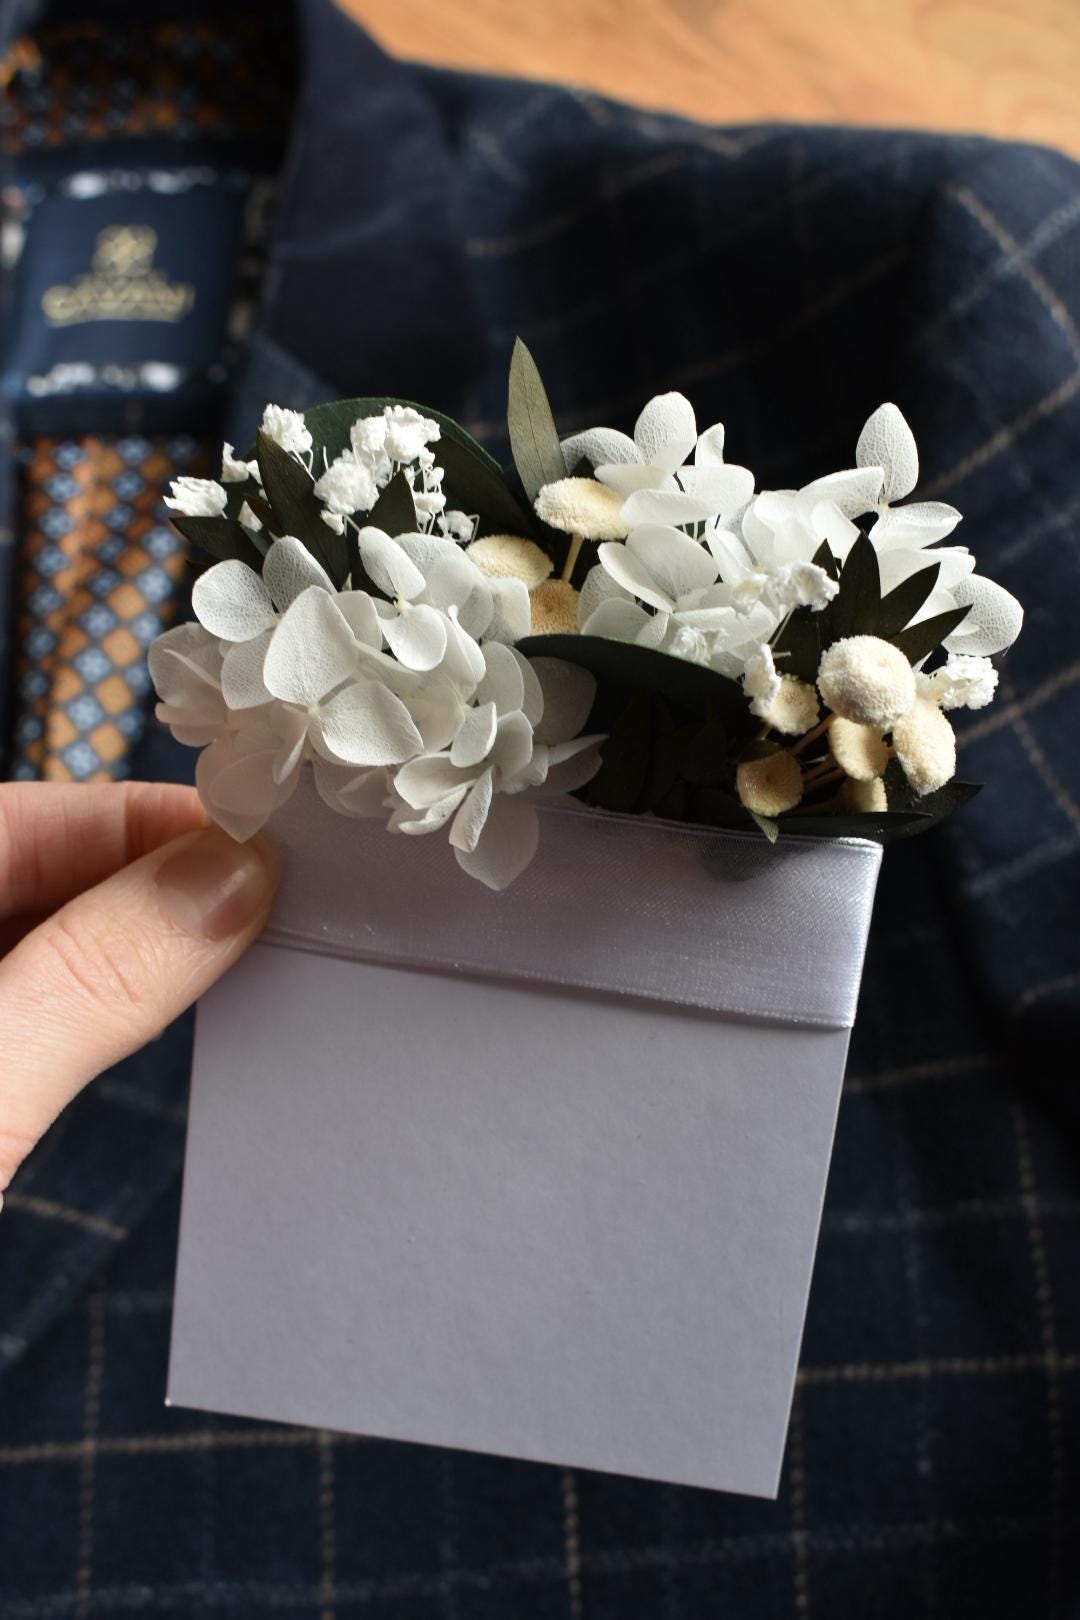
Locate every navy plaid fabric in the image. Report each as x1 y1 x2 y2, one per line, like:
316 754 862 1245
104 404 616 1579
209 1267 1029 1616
2 2 1079 1615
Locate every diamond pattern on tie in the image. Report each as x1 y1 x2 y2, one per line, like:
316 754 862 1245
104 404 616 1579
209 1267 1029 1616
10 435 208 782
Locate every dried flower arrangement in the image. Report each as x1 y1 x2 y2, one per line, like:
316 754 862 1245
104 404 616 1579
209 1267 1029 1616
150 342 1023 887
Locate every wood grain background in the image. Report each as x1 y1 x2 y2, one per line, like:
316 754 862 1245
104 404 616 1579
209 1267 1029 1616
342 0 1080 157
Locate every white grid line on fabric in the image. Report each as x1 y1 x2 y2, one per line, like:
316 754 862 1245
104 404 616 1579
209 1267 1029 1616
994 488 1080 569
1 1192 127 1241
958 662 1080 749
999 671 1080 835
316 1430 337 1620
952 188 1080 364
965 831 1080 902
1014 966 1080 1012
844 1053 993 1093
73 1291 105 1620
1011 1103 1067 1620
921 368 1080 499
3 1512 1073 1619
94 1079 188 1127
560 1469 585 1620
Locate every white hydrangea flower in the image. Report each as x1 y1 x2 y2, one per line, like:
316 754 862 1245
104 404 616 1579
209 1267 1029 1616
742 644 781 716
260 404 313 458
195 705 309 842
392 658 600 890
561 393 753 526
917 653 999 711
314 450 378 515
163 476 227 518
148 622 226 746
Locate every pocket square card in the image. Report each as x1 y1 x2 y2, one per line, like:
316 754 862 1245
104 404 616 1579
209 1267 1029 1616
154 345 1022 1495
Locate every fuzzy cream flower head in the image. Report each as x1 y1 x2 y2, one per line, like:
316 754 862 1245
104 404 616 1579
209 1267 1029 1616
535 478 630 540
529 580 580 635
736 751 803 816
830 716 890 782
817 635 916 728
758 676 819 738
840 775 888 813
892 698 956 796
467 534 553 589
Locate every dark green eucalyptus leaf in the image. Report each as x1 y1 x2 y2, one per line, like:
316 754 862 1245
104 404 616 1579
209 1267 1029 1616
882 757 983 835
812 539 839 580
241 494 279 535
889 604 971 665
826 531 881 642
770 605 821 683
516 635 756 731
436 435 537 538
367 470 418 537
876 562 941 639
584 693 653 813
778 810 930 841
256 432 349 585
507 337 567 502
171 515 263 568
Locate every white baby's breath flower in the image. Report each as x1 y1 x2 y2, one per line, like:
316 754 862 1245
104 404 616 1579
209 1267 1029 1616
314 450 378 515
222 443 259 483
260 404 312 457
817 635 916 728
322 511 346 533
163 476 227 518
770 559 838 613
742 644 781 715
383 404 440 465
917 653 999 711
351 415 388 459
238 501 262 532
440 509 476 542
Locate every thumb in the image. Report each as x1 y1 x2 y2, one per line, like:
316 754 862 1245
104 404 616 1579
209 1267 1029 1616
0 824 278 1203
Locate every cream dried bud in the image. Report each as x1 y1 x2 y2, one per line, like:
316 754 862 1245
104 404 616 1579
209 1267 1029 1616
839 775 888 813
467 534 553 588
535 477 630 540
892 698 956 795
529 579 581 635
817 635 916 727
756 675 820 737
736 751 803 816
830 716 890 781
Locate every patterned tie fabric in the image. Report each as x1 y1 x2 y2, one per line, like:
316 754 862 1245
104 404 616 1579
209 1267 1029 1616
3 14 287 781
9 434 209 782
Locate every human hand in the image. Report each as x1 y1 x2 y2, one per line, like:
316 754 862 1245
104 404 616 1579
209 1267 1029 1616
0 782 279 1210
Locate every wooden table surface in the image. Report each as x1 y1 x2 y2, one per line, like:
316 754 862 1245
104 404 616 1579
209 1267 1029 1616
343 0 1080 158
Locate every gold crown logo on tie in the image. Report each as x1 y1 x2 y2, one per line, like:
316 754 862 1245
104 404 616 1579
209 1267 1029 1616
41 225 195 327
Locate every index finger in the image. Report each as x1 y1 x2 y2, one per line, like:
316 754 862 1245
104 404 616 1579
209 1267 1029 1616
0 782 207 922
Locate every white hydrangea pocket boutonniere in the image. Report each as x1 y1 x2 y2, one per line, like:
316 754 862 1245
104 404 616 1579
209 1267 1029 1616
153 344 1023 884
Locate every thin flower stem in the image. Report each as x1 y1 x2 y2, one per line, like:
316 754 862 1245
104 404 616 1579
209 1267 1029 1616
791 715 833 755
561 532 584 583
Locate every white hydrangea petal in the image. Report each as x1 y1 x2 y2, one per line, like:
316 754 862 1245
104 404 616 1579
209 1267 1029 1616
220 628 274 709
560 427 639 473
807 501 860 559
529 657 596 745
197 740 298 841
485 577 531 644
406 673 465 753
489 709 536 777
263 586 357 705
510 647 544 725
396 753 474 810
634 392 697 472
577 562 631 628
155 705 222 748
856 402 919 502
312 757 392 817
192 560 275 643
594 462 664 496
442 613 487 688
422 548 494 638
476 642 525 715
337 589 382 648
315 679 424 766
454 796 540 891
942 574 1024 656
581 598 654 641
451 701 499 767
380 604 448 671
694 422 726 466
263 534 334 611
596 541 672 612
801 466 883 518
677 463 756 515
391 788 470 835
871 501 963 547
357 527 426 600
148 624 222 705
449 769 496 853
531 738 604 797
626 525 718 600
272 721 308 786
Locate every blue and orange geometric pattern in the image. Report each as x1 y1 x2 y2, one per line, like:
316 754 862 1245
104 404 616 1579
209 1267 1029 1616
10 435 205 782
